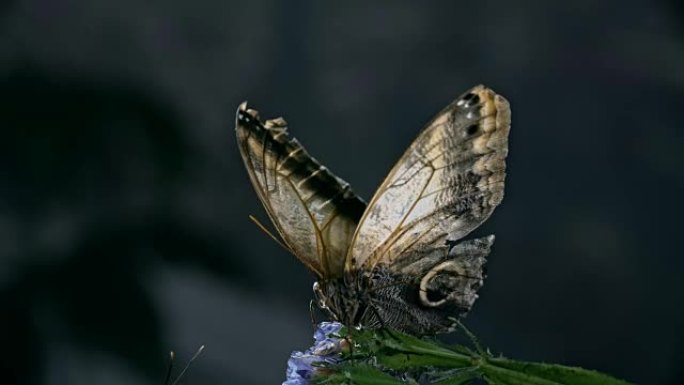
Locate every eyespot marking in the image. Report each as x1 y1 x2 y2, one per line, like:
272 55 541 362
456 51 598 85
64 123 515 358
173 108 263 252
462 93 480 106
466 124 478 136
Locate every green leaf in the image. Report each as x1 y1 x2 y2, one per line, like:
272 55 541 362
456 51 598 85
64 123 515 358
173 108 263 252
319 327 632 385
480 357 632 385
433 367 482 384
364 329 474 370
314 363 407 385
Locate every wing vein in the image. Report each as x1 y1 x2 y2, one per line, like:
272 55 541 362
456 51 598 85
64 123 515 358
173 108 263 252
366 167 435 267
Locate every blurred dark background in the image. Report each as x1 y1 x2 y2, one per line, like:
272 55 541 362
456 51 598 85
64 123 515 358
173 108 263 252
1 1 683 384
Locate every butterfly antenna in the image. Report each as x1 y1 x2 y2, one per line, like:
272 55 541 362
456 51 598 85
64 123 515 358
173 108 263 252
170 345 205 385
248 215 292 254
164 350 175 385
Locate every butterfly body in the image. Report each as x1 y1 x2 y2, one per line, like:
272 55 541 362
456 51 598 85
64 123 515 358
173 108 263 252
316 270 461 336
236 85 510 335
315 234 493 335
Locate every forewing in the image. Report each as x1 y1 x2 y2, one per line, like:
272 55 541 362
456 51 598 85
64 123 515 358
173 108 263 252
347 85 510 271
236 103 365 278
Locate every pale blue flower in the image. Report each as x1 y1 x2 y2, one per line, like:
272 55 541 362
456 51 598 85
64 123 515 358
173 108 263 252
283 322 344 385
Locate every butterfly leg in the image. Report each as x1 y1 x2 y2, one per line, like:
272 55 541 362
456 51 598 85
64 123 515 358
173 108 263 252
451 318 488 357
309 299 318 331
366 302 402 342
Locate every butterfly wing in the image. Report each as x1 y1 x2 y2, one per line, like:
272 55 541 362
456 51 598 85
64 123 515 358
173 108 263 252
359 236 493 335
236 103 365 278
347 85 510 274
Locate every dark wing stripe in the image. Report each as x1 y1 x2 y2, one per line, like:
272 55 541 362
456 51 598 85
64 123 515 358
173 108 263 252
236 103 366 278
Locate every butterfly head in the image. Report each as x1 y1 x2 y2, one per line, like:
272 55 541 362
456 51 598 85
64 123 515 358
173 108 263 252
312 276 370 328
312 279 349 325
312 281 329 312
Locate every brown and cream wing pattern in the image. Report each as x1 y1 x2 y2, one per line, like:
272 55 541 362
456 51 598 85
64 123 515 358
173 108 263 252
346 85 511 271
235 103 365 278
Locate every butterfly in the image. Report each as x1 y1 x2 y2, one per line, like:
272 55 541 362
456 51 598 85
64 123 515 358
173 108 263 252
235 85 510 335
